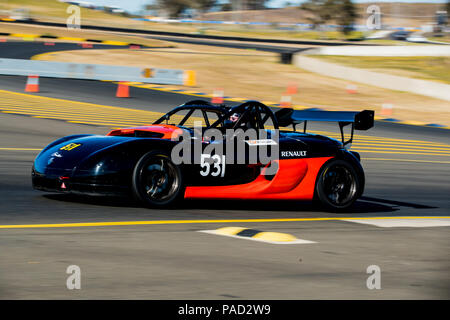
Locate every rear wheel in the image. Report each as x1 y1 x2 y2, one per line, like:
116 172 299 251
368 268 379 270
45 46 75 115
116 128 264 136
315 159 361 211
132 151 184 207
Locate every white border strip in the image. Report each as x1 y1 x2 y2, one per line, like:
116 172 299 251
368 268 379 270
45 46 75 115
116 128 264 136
343 218 450 228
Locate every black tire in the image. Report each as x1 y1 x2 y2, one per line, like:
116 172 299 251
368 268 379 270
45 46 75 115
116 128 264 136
315 159 361 211
132 150 184 208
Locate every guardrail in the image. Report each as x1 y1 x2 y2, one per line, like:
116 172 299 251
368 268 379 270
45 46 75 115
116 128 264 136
0 58 195 85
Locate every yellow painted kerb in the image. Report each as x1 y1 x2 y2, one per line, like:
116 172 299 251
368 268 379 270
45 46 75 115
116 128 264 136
102 40 129 46
215 226 247 235
252 231 298 242
58 37 86 42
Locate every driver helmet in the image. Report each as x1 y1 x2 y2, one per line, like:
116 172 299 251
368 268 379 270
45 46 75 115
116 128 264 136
229 112 240 123
223 112 241 129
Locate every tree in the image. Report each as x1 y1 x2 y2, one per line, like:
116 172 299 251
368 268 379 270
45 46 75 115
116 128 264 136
247 0 269 10
155 0 193 18
446 1 450 25
152 0 217 17
334 0 358 34
221 2 233 11
300 0 358 33
194 0 217 13
229 0 268 11
300 0 335 29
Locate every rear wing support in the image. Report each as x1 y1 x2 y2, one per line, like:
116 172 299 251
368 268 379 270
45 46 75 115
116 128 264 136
338 121 355 146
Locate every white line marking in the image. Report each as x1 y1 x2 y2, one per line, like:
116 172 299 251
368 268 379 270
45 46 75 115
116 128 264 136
343 218 450 228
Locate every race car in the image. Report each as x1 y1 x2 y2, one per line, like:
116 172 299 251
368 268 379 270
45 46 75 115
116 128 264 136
32 100 374 210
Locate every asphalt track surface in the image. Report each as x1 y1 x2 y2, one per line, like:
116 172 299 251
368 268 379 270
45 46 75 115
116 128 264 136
0 41 137 59
0 41 449 299
0 36 309 57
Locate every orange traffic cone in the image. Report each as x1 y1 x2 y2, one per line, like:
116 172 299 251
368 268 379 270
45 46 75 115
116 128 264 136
25 75 40 93
286 83 298 95
116 82 130 98
279 84 297 107
211 88 224 104
346 84 358 94
381 103 393 116
280 94 292 108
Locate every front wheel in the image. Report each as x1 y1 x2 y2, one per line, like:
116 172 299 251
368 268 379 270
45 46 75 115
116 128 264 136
132 151 184 208
315 159 361 211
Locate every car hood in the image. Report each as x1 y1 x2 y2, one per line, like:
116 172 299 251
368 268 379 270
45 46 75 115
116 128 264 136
34 135 134 175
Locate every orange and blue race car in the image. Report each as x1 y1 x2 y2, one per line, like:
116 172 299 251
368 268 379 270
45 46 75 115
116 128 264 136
32 100 374 211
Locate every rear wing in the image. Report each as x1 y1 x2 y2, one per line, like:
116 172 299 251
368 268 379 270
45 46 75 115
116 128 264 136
275 108 374 146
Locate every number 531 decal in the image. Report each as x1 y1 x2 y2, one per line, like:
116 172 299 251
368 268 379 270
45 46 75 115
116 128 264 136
200 154 226 177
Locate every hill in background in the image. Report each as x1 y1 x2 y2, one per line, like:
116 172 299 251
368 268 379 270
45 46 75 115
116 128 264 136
202 2 446 28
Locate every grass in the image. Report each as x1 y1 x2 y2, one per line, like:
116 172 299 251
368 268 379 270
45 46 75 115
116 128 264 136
426 34 450 44
362 39 423 46
31 43 450 126
310 55 450 84
195 28 366 42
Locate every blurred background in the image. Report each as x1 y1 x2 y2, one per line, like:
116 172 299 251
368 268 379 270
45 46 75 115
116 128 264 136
0 0 449 126
1 1 449 37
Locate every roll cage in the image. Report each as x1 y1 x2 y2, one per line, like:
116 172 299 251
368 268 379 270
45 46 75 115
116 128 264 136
153 100 279 131
153 100 227 128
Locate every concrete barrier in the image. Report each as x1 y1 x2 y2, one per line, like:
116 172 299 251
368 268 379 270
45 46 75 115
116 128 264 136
0 58 194 85
304 45 450 57
293 55 450 102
